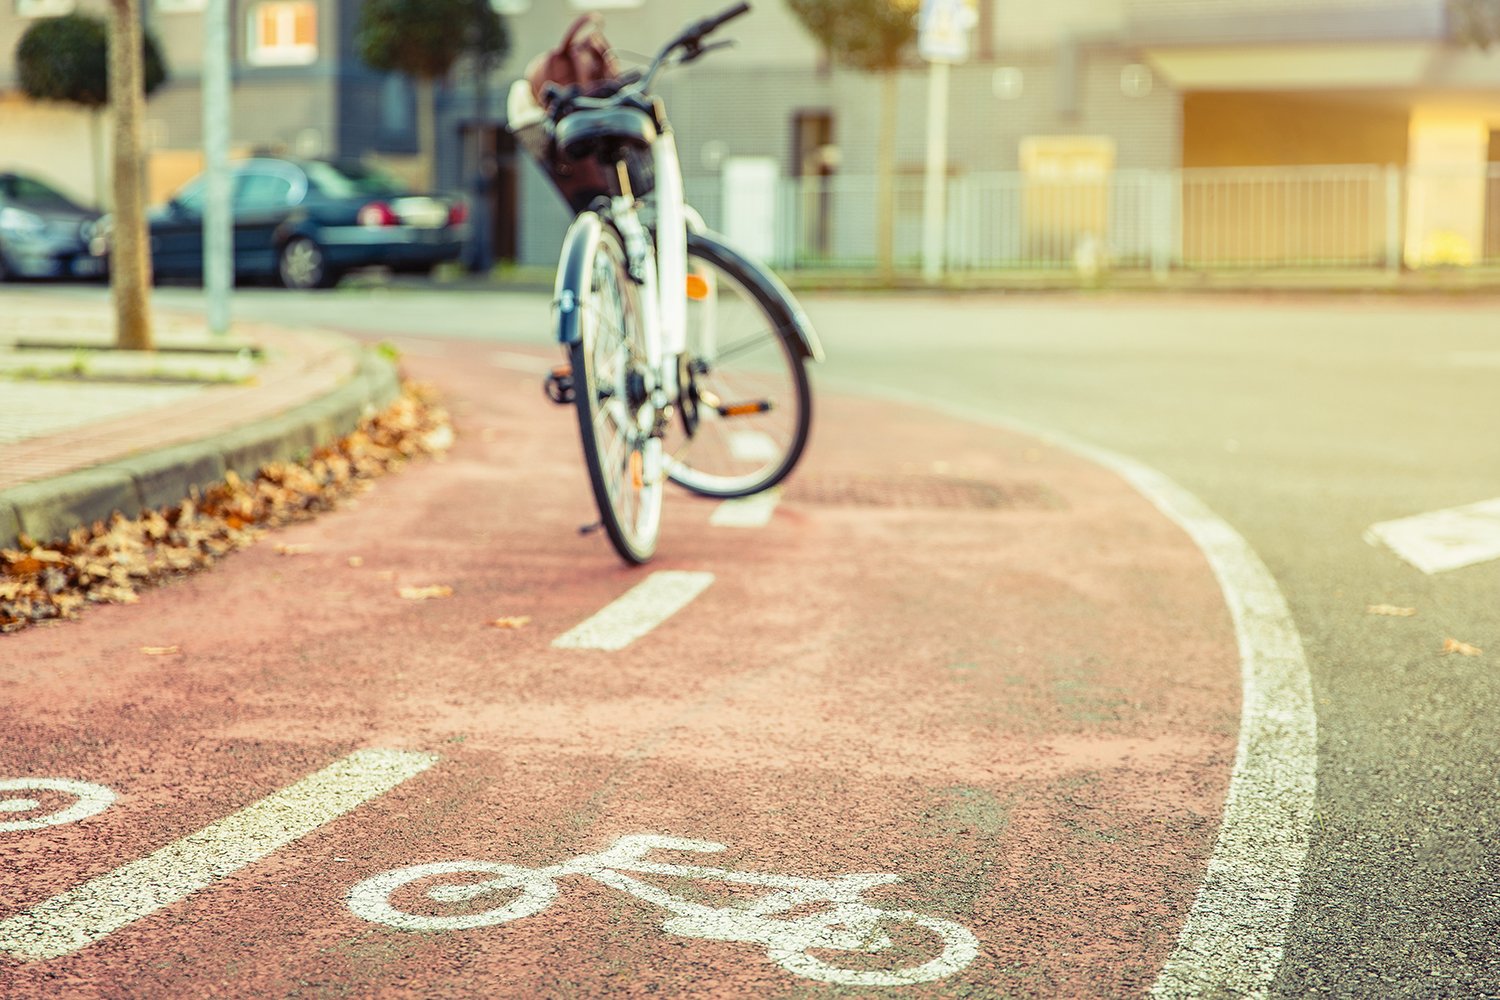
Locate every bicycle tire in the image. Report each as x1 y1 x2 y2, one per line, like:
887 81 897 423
663 233 812 499
0 778 116 832
765 908 980 987
347 860 558 931
569 221 663 563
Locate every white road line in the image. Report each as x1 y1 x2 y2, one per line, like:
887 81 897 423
1365 498 1500 574
0 748 438 962
728 430 780 463
819 375 1316 1000
552 571 715 651
710 490 780 528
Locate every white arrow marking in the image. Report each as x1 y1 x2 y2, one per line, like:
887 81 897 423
1365 498 1500 574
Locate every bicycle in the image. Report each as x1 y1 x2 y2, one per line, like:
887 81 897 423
510 3 823 564
347 833 979 987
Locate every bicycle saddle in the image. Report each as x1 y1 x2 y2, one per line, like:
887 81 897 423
556 106 658 162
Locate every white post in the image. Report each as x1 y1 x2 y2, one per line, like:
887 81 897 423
1384 163 1402 274
203 0 232 335
921 60 950 285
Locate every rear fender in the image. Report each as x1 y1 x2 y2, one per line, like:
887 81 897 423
555 211 603 346
685 228 824 363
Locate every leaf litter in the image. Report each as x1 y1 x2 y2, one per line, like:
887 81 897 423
397 585 453 601
1 381 451 634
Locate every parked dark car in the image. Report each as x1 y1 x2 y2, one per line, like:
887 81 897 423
148 157 468 289
0 172 106 282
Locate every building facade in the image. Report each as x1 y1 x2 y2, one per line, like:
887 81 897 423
0 0 417 207
4 0 1497 269
478 0 1500 269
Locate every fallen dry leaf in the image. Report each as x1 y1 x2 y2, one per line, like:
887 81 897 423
140 645 180 656
1441 638 1483 657
0 381 451 635
348 556 364 568
489 616 531 629
274 543 313 556
398 585 453 601
422 424 455 453
1367 604 1417 617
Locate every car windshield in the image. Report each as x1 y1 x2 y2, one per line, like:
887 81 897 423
301 160 405 199
1 175 82 212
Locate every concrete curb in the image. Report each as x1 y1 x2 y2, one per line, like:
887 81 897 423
0 347 400 551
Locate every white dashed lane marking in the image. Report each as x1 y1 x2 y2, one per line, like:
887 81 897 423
552 571 715 651
1365 497 1500 574
710 489 780 528
0 749 437 962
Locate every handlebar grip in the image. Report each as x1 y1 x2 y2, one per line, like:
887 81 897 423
699 2 751 36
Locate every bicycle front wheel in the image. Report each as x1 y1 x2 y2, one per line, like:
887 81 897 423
663 234 812 499
570 221 662 564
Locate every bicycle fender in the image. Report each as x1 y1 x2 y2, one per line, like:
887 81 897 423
686 229 825 363
555 211 604 346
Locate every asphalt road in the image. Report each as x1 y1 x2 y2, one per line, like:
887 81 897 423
20 283 1500 995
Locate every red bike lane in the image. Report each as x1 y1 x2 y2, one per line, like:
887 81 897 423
0 342 1241 997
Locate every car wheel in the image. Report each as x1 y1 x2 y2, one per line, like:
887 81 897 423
278 236 335 290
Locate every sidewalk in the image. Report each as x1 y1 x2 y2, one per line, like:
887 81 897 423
0 294 399 550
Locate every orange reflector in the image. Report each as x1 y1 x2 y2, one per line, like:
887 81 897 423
686 274 711 301
722 401 772 417
629 450 643 489
552 363 572 378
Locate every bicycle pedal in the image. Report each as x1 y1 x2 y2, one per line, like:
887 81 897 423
545 365 575 405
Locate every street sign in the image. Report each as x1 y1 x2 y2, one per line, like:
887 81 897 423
918 0 978 65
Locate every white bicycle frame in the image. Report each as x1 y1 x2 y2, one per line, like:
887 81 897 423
348 833 979 988
600 128 688 489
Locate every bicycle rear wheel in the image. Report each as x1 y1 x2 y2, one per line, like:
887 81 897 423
569 222 662 564
663 234 812 499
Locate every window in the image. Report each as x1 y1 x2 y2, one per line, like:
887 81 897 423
234 171 296 210
16 0 75 16
247 1 318 67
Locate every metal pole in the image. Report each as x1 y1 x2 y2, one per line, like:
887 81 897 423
203 0 232 335
921 59 949 285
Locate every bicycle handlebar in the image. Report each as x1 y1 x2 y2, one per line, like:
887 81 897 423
684 2 751 45
644 2 751 89
545 3 751 119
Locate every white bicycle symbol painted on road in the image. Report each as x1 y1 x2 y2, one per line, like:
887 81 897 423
348 834 980 987
0 778 116 832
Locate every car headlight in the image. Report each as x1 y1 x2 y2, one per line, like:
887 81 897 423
0 207 46 236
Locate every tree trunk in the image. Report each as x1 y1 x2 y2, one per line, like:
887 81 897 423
108 0 153 351
876 70 897 281
416 77 436 193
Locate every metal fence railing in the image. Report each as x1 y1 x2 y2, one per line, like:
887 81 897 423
686 163 1500 276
